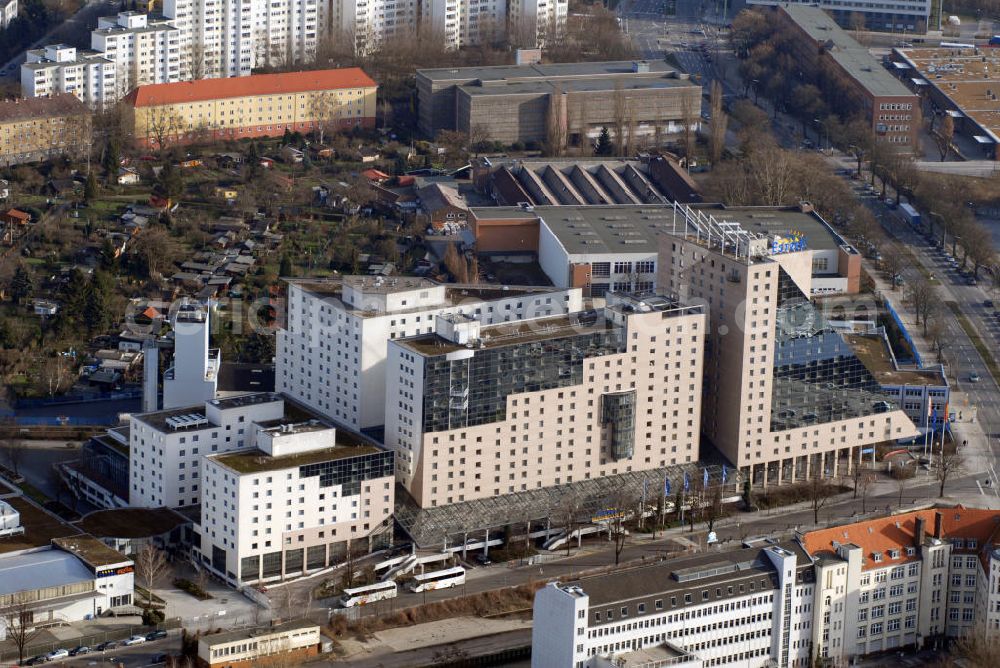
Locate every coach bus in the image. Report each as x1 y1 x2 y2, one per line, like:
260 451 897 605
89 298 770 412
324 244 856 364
408 566 466 593
339 580 398 607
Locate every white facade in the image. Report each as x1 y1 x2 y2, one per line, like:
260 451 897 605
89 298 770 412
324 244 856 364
199 421 393 584
507 0 566 46
532 544 812 668
129 393 285 508
420 0 507 50
162 302 220 411
91 12 182 96
21 45 117 108
0 0 17 28
0 540 134 641
276 276 582 431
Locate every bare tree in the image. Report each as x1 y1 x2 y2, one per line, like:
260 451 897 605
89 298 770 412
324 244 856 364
144 108 186 152
937 450 965 498
807 471 835 525
612 83 627 156
906 275 936 336
702 486 724 533
681 94 697 169
936 114 954 162
308 92 340 146
544 88 566 157
1 592 42 664
604 489 637 566
559 493 580 557
135 543 168 610
0 439 24 475
954 621 1000 668
708 81 728 165
469 123 492 156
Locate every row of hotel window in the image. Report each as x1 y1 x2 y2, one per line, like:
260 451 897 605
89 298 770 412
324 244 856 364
593 589 774 623
591 261 655 277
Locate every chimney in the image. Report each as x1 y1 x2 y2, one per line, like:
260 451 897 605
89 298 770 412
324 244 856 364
915 517 926 548
934 511 943 539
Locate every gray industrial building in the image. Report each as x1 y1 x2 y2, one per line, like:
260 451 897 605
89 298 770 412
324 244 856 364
416 60 702 146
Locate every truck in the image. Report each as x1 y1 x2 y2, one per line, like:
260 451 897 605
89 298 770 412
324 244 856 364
899 202 921 227
990 35 1000 47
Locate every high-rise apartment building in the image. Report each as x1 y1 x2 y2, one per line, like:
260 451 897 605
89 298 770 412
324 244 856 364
162 302 221 410
657 203 917 486
91 11 182 95
384 292 705 508
276 276 583 431
21 45 117 108
198 418 393 584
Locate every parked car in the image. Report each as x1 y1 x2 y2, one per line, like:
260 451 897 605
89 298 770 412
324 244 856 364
45 649 69 661
970 373 982 383
146 630 168 641
124 635 147 646
95 641 119 651
69 646 91 656
24 656 48 666
985 300 994 308
475 553 492 566
152 654 170 665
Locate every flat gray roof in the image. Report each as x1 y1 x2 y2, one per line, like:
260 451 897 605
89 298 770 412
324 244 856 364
781 5 915 98
0 550 94 596
561 541 811 608
201 620 318 648
417 60 678 83
471 204 848 256
460 75 696 97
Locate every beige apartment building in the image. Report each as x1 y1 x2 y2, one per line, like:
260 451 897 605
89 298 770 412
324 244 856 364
384 292 705 508
658 203 918 487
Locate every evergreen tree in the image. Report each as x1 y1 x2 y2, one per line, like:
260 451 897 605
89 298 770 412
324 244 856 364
154 161 183 201
83 285 108 333
10 265 32 304
279 255 293 277
596 127 613 156
61 267 89 319
85 171 99 203
103 139 121 184
99 238 118 272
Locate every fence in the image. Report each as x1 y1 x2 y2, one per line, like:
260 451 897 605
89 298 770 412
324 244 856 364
882 298 923 367
13 390 142 409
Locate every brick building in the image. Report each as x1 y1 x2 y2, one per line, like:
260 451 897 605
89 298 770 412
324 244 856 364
776 4 920 149
416 60 701 146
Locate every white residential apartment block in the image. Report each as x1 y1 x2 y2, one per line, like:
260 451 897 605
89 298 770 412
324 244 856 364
420 0 507 50
657 203 917 487
331 0 419 55
532 542 813 668
129 393 285 508
21 45 117 108
276 276 583 431
384 293 705 508
507 0 566 46
162 302 220 410
0 0 17 28
198 418 393 584
91 12 182 94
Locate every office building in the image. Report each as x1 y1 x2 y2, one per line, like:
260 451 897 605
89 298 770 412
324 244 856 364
802 506 1000 660
532 540 813 668
276 276 583 431
748 0 938 33
21 44 117 108
90 11 182 95
890 46 1000 160
0 536 135 640
844 330 949 430
60 427 131 510
774 5 920 148
384 292 705 508
471 202 862 297
198 416 393 584
658 202 918 486
162 302 220 410
124 68 377 147
197 621 322 667
0 95 91 167
128 393 286 508
415 60 701 144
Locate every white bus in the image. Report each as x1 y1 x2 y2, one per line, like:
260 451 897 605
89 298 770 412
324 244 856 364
408 566 466 593
339 580 398 607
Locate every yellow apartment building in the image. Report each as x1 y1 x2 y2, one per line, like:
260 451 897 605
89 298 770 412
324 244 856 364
0 95 90 166
125 68 378 148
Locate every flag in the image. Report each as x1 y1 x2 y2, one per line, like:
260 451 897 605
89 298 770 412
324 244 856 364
664 478 672 496
931 406 938 427
722 465 728 484
703 468 709 488
683 471 690 492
